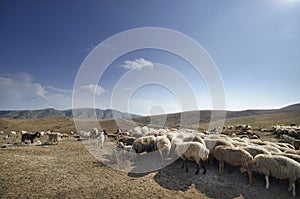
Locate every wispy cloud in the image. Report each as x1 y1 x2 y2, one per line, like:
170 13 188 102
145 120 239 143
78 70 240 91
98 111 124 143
0 74 46 99
121 58 154 70
79 84 107 96
47 86 72 93
0 73 73 110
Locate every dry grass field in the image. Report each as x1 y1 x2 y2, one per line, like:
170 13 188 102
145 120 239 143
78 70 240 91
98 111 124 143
1 111 300 199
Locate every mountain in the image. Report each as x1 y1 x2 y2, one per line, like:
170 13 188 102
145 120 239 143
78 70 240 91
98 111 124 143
132 103 300 127
0 108 139 119
0 103 299 120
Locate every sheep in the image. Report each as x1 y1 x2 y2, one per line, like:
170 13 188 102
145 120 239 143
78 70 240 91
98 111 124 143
133 135 156 153
118 136 136 146
272 152 300 164
170 137 184 157
141 126 149 135
4 131 18 143
133 126 141 134
288 129 297 138
117 142 136 161
60 133 69 138
116 128 130 137
118 142 135 152
277 142 295 150
241 146 271 157
227 125 234 130
90 128 99 139
213 146 253 184
166 132 177 142
175 142 209 175
38 131 48 143
260 145 283 154
249 154 300 197
79 130 91 138
21 132 41 144
97 131 105 149
48 133 59 144
204 138 234 152
91 128 107 139
182 135 206 146
231 140 249 147
231 137 249 143
156 136 171 161
284 149 300 155
249 139 266 146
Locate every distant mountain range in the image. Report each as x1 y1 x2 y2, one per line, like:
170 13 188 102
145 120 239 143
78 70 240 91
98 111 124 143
0 103 299 120
132 103 300 126
0 108 139 119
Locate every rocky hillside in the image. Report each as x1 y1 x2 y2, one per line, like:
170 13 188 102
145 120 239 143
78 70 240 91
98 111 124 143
0 108 139 119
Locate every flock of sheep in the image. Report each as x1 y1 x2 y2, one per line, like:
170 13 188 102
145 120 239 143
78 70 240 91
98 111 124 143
2 124 300 197
1 130 69 145
272 125 300 150
114 125 300 197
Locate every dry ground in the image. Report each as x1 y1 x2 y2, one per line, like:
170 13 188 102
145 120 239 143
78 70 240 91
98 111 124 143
0 137 299 199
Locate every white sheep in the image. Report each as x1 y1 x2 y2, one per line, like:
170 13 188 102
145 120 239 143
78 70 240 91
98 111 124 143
241 146 271 157
166 132 177 142
7 131 17 143
79 130 91 138
141 126 149 135
204 138 234 152
213 145 253 184
182 135 206 146
90 127 99 139
117 142 136 161
156 136 171 161
249 154 300 197
175 142 209 175
170 137 183 157
276 142 295 150
97 131 105 149
260 145 282 154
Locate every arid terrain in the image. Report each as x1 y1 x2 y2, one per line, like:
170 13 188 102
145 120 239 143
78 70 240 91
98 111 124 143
1 107 300 199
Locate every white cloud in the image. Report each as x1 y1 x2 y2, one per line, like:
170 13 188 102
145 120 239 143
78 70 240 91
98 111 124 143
80 84 106 96
0 73 74 110
47 86 72 93
121 58 154 70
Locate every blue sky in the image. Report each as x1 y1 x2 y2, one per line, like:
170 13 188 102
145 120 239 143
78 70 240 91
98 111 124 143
0 0 299 115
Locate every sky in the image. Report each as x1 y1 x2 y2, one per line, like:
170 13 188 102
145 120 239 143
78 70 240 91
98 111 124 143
0 0 299 115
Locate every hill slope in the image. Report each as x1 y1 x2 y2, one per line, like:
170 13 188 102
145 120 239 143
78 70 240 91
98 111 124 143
132 103 300 128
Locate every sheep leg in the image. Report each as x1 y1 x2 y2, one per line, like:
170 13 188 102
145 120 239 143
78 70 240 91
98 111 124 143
201 160 207 175
292 182 296 197
288 180 293 192
185 160 188 172
288 181 296 197
247 170 253 184
265 176 270 190
181 159 185 169
195 164 200 175
219 161 224 175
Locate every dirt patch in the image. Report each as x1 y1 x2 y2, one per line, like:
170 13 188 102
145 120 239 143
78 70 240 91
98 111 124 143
0 138 298 199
